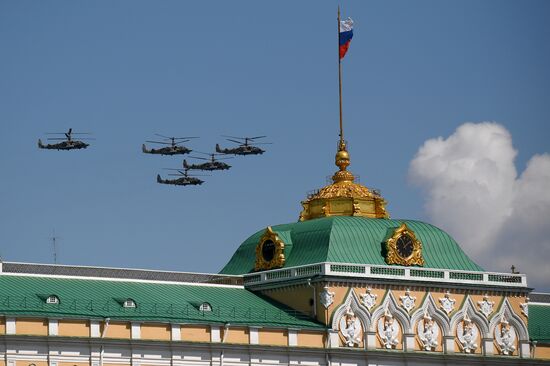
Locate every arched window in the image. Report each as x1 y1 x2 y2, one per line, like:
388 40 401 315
123 298 136 308
46 295 59 304
199 302 212 312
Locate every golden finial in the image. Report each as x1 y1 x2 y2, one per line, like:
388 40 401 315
332 140 355 183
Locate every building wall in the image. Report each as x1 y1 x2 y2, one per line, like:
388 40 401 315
141 323 171 341
181 325 210 342
58 319 90 337
16 318 48 336
534 344 550 359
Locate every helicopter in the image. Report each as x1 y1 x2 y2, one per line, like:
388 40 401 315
38 128 93 150
183 152 232 171
142 134 198 155
215 135 270 156
156 168 205 186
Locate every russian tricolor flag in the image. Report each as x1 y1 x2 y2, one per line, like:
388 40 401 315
339 17 354 60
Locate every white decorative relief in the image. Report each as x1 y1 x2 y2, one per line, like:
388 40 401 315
495 315 516 355
417 311 439 351
457 313 478 353
361 287 377 312
477 294 495 318
400 289 416 313
377 308 399 349
339 307 362 347
320 286 335 309
520 298 529 317
438 291 456 315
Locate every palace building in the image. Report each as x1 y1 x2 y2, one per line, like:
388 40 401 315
2 10 550 365
1 139 550 366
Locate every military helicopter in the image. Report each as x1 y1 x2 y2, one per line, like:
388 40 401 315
38 128 93 150
156 168 206 186
142 134 198 155
183 152 232 171
215 135 271 156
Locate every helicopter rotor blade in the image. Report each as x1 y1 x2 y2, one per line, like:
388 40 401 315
47 138 68 140
226 139 243 144
189 156 209 160
146 140 172 145
249 135 267 140
221 135 245 140
172 136 199 140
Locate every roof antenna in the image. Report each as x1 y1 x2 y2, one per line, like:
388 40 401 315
50 229 60 264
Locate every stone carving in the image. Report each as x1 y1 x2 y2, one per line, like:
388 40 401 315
457 313 478 353
339 307 362 347
400 288 416 313
438 291 456 315
320 286 335 309
417 311 439 351
477 294 494 318
377 308 399 349
361 287 377 312
495 315 516 355
520 298 529 317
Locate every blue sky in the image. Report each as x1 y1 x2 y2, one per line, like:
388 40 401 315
1 1 549 288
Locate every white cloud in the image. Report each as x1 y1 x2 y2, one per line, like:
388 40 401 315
409 122 550 290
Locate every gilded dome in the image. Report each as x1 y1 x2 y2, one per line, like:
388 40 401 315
299 141 389 221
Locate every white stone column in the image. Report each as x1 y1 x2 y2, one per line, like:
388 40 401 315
249 327 260 345
404 333 416 352
520 340 530 358
482 338 494 356
49 319 59 336
211 325 221 342
288 329 298 346
131 322 141 339
443 336 455 353
366 331 376 350
90 320 100 337
6 318 15 334
328 329 339 348
171 324 181 341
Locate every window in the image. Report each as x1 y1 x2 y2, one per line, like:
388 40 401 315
123 299 136 308
46 295 59 304
199 302 212 312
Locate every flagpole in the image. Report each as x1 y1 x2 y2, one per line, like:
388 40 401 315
337 6 344 148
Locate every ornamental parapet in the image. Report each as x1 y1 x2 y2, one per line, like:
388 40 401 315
243 262 528 289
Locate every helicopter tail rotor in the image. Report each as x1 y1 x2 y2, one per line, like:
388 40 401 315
157 174 162 183
38 139 44 149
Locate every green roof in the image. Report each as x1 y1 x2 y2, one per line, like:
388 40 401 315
529 304 550 343
220 217 483 275
0 275 323 329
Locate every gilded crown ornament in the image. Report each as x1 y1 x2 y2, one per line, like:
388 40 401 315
299 140 389 221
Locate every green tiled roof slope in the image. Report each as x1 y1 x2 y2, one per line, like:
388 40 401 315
530 305 550 343
220 217 483 275
0 275 323 329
